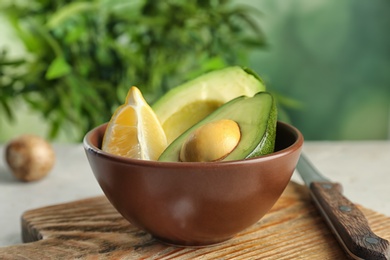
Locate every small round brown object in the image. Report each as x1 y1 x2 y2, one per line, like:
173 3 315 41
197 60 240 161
180 119 241 162
5 134 55 182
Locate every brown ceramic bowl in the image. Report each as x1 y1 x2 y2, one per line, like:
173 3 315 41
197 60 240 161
83 121 303 246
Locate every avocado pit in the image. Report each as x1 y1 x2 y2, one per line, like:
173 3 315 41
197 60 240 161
179 119 241 162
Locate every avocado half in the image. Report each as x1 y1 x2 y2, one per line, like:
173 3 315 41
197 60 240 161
152 66 266 144
158 92 277 162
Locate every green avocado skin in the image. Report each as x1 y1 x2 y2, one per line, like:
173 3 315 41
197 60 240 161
158 92 277 162
245 98 277 158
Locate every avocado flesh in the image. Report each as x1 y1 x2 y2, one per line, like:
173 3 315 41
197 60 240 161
152 66 266 144
161 100 221 143
158 92 277 162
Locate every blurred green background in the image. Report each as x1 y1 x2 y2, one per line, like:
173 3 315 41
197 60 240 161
247 0 390 140
1 0 389 143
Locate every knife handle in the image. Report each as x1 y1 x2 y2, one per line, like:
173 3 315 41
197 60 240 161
310 182 390 260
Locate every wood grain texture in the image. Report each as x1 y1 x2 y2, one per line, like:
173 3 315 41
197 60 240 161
0 182 389 260
310 182 390 259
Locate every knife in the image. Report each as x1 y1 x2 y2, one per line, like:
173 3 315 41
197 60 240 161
296 153 390 260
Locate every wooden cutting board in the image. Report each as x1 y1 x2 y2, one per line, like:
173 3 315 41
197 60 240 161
1 182 389 259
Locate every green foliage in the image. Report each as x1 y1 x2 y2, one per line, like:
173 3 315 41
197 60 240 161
0 0 265 141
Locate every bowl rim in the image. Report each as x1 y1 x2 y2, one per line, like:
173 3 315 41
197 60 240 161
83 121 304 168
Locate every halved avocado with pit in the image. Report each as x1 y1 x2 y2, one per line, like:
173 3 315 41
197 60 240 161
152 66 266 144
158 92 277 162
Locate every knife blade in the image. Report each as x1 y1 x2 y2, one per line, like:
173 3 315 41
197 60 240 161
296 153 390 260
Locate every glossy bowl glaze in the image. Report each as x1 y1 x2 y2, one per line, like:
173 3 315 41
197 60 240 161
83 121 303 246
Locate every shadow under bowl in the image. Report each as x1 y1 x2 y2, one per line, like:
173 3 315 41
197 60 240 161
83 121 303 246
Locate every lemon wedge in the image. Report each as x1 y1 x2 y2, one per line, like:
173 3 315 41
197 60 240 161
102 86 167 160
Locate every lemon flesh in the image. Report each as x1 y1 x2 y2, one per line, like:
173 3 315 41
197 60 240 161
102 87 167 160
